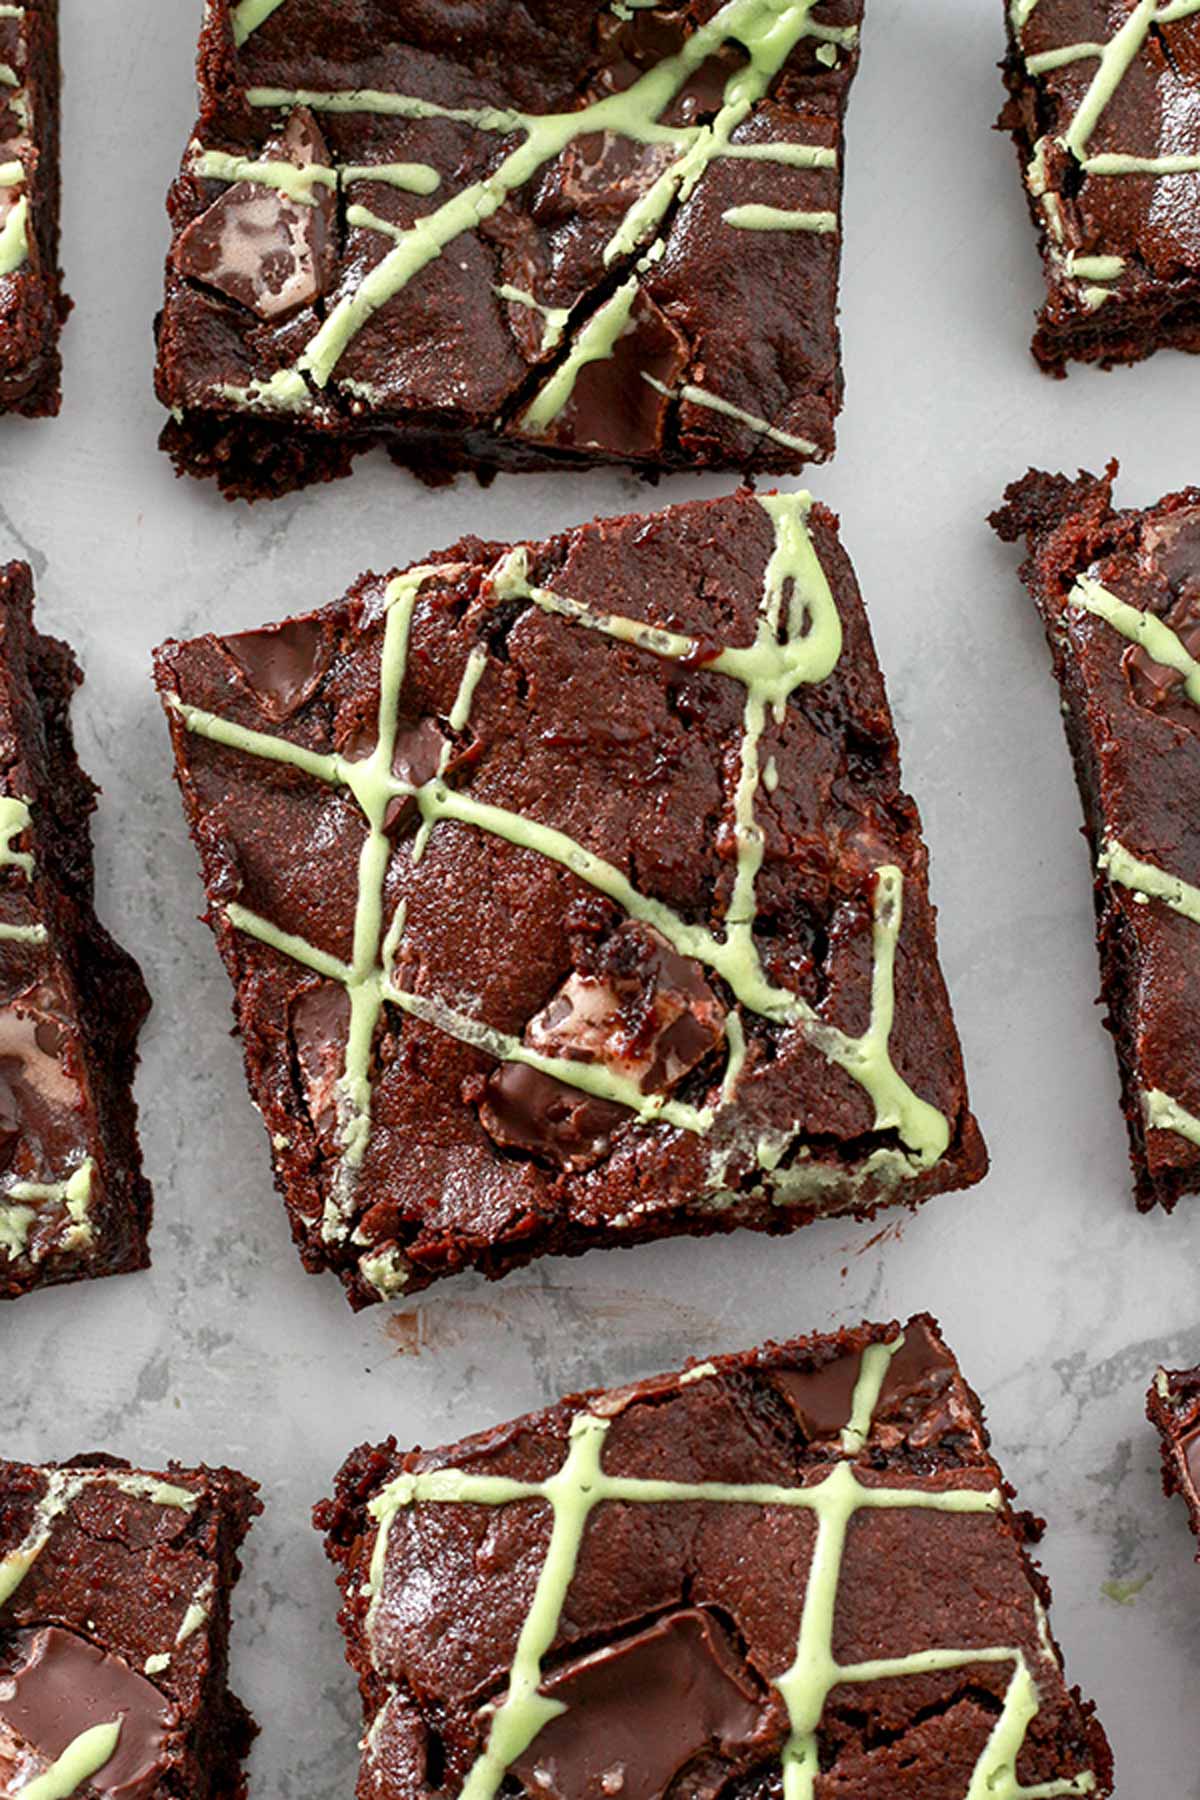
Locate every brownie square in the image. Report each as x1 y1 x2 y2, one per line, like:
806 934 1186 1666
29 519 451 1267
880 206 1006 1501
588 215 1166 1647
0 563 153 1301
154 490 986 1307
0 0 66 415
993 466 1200 1210
0 1454 260 1798
316 1314 1113 1799
154 0 864 500
1148 1364 1200 1555
1000 0 1200 374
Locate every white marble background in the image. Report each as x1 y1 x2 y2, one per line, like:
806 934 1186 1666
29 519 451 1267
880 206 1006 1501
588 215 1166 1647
2 0 1197 1791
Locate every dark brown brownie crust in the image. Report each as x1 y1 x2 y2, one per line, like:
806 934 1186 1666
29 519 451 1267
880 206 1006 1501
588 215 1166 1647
1148 1364 1200 1555
154 491 985 1308
992 466 1200 1211
155 0 863 501
0 1454 260 1799
1000 0 1200 376
0 0 67 416
0 563 152 1300
316 1314 1113 1800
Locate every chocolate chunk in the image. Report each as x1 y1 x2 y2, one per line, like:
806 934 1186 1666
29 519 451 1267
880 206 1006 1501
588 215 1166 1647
507 1611 768 1800
1125 585 1200 727
290 980 351 1136
1181 1424 1200 1497
478 1063 627 1173
0 1002 84 1173
223 617 329 720
173 107 334 320
771 1348 862 1440
0 1627 176 1800
524 288 688 459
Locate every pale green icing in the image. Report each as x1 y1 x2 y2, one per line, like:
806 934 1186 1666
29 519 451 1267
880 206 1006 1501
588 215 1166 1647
0 1467 197 1606
0 1199 33 1258
143 1653 171 1676
815 42 838 65
1155 1366 1171 1398
213 367 312 414
231 0 288 47
493 286 570 354
1069 575 1200 704
0 158 23 187
1026 42 1105 74
219 0 840 402
0 62 16 87
0 191 28 276
519 276 640 432
642 374 820 455
1145 1088 1200 1147
722 203 837 232
0 918 46 943
5 1158 95 1254
18 1721 122 1800
448 644 489 732
679 1360 719 1385
1011 0 1042 26
358 1245 410 1298
1061 0 1161 160
193 149 441 202
1066 253 1125 281
1099 838 1200 925
176 496 950 1243
364 1339 1092 1800
0 794 34 876
1086 151 1200 175
176 1572 215 1645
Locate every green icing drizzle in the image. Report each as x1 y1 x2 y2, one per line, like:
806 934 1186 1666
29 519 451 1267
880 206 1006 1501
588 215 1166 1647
493 286 570 354
186 0 844 442
1145 1088 1200 1147
0 191 28 277
0 1468 196 1608
3 1158 96 1257
1099 838 1200 925
231 0 288 46
192 148 441 202
18 1721 122 1800
641 373 820 454
0 794 42 940
1017 0 1200 299
362 1332 1095 1800
172 496 950 1252
722 203 837 232
1068 574 1200 705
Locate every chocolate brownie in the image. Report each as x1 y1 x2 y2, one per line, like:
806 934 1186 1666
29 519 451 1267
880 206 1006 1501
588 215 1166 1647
1000 0 1200 375
0 1454 260 1798
0 0 66 415
154 490 986 1307
316 1314 1113 1800
993 466 1200 1210
0 563 152 1300
154 0 864 500
1148 1364 1200 1554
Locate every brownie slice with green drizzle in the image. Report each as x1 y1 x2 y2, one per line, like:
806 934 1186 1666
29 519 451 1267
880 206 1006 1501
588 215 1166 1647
154 490 985 1308
316 1314 1113 1800
154 0 864 499
1148 1363 1200 1557
0 563 153 1301
994 465 1200 1209
0 1455 260 1799
0 0 67 416
1000 0 1200 375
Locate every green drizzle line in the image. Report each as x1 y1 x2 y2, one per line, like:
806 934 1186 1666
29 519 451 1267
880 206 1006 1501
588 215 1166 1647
1145 1088 1200 1146
0 191 27 278
0 792 43 942
361 1332 1095 1800
1016 0 1200 302
1099 838 1200 925
0 1469 196 1607
1068 575 1200 705
187 0 847 440
191 149 442 203
18 1721 122 1800
2 1158 95 1261
641 373 819 454
171 496 950 1257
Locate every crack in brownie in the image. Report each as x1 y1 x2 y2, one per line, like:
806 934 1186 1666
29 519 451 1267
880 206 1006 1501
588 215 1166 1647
316 1315 1113 1799
1000 0 1200 374
155 0 863 499
154 490 985 1307
0 1455 260 1799
993 464 1200 1209
0 563 152 1301
1148 1363 1200 1556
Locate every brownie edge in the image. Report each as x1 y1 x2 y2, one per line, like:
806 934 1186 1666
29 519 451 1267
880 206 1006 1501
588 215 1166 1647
316 1314 1113 1800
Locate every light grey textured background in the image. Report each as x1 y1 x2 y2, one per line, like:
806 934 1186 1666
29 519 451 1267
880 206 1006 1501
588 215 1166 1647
2 1 1197 1791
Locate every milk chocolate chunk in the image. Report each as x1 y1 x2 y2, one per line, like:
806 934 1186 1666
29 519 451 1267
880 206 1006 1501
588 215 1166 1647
0 1628 174 1800
508 1612 769 1800
223 616 330 719
319 1315 1113 1800
173 108 334 320
477 1063 628 1173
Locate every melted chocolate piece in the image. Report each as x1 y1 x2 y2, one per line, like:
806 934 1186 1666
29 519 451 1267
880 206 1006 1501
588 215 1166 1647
772 1348 862 1440
478 1063 627 1173
290 981 351 1136
1125 531 1200 729
223 617 329 720
526 289 688 459
173 107 335 320
0 1002 85 1178
0 1628 175 1800
508 1611 768 1800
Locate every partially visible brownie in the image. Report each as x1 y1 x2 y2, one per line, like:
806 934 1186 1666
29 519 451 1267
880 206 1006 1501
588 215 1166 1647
992 466 1200 1210
0 1454 260 1798
155 0 864 499
1149 1364 1200 1555
317 1314 1113 1800
0 0 67 415
1000 0 1200 375
0 563 153 1300
154 490 985 1309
